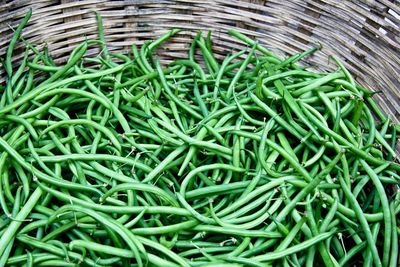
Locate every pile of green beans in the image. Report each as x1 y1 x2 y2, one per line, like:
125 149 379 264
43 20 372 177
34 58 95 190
0 10 399 267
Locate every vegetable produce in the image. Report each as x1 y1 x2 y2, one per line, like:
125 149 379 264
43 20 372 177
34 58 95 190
0 10 399 266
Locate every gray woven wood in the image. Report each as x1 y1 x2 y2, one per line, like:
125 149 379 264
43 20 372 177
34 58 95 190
0 0 399 121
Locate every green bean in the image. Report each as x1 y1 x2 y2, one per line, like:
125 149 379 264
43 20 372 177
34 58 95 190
317 91 357 145
49 205 146 266
375 128 397 158
226 44 256 99
134 235 190 267
253 231 334 261
0 187 21 266
70 239 136 258
6 253 60 265
37 181 191 216
186 180 257 200
95 11 109 59
39 119 121 151
17 235 104 266
338 241 367 266
44 43 89 86
331 55 356 88
294 72 344 96
36 260 77 267
1 138 103 196
11 48 29 88
0 128 26 212
101 183 178 207
5 9 32 78
388 125 397 161
228 29 279 59
0 187 42 256
274 46 318 70
0 63 128 115
156 59 204 119
305 195 337 266
179 120 220 176
305 104 399 170
197 36 219 74
337 163 381 266
154 118 231 156
193 224 281 238
389 202 398 267
143 145 187 183
363 222 381 267
133 220 198 236
361 160 391 266
216 177 292 217
275 217 306 250
267 150 343 233
210 193 281 230
223 256 266 267
2 115 38 140
214 50 246 108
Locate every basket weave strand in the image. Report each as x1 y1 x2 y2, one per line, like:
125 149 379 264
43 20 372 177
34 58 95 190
0 0 399 121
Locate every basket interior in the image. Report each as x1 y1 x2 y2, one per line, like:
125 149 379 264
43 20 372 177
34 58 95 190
0 0 399 121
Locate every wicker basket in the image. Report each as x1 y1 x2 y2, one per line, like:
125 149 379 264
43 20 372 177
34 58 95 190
0 0 399 121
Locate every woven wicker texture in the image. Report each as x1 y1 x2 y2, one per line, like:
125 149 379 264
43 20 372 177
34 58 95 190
0 0 399 121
